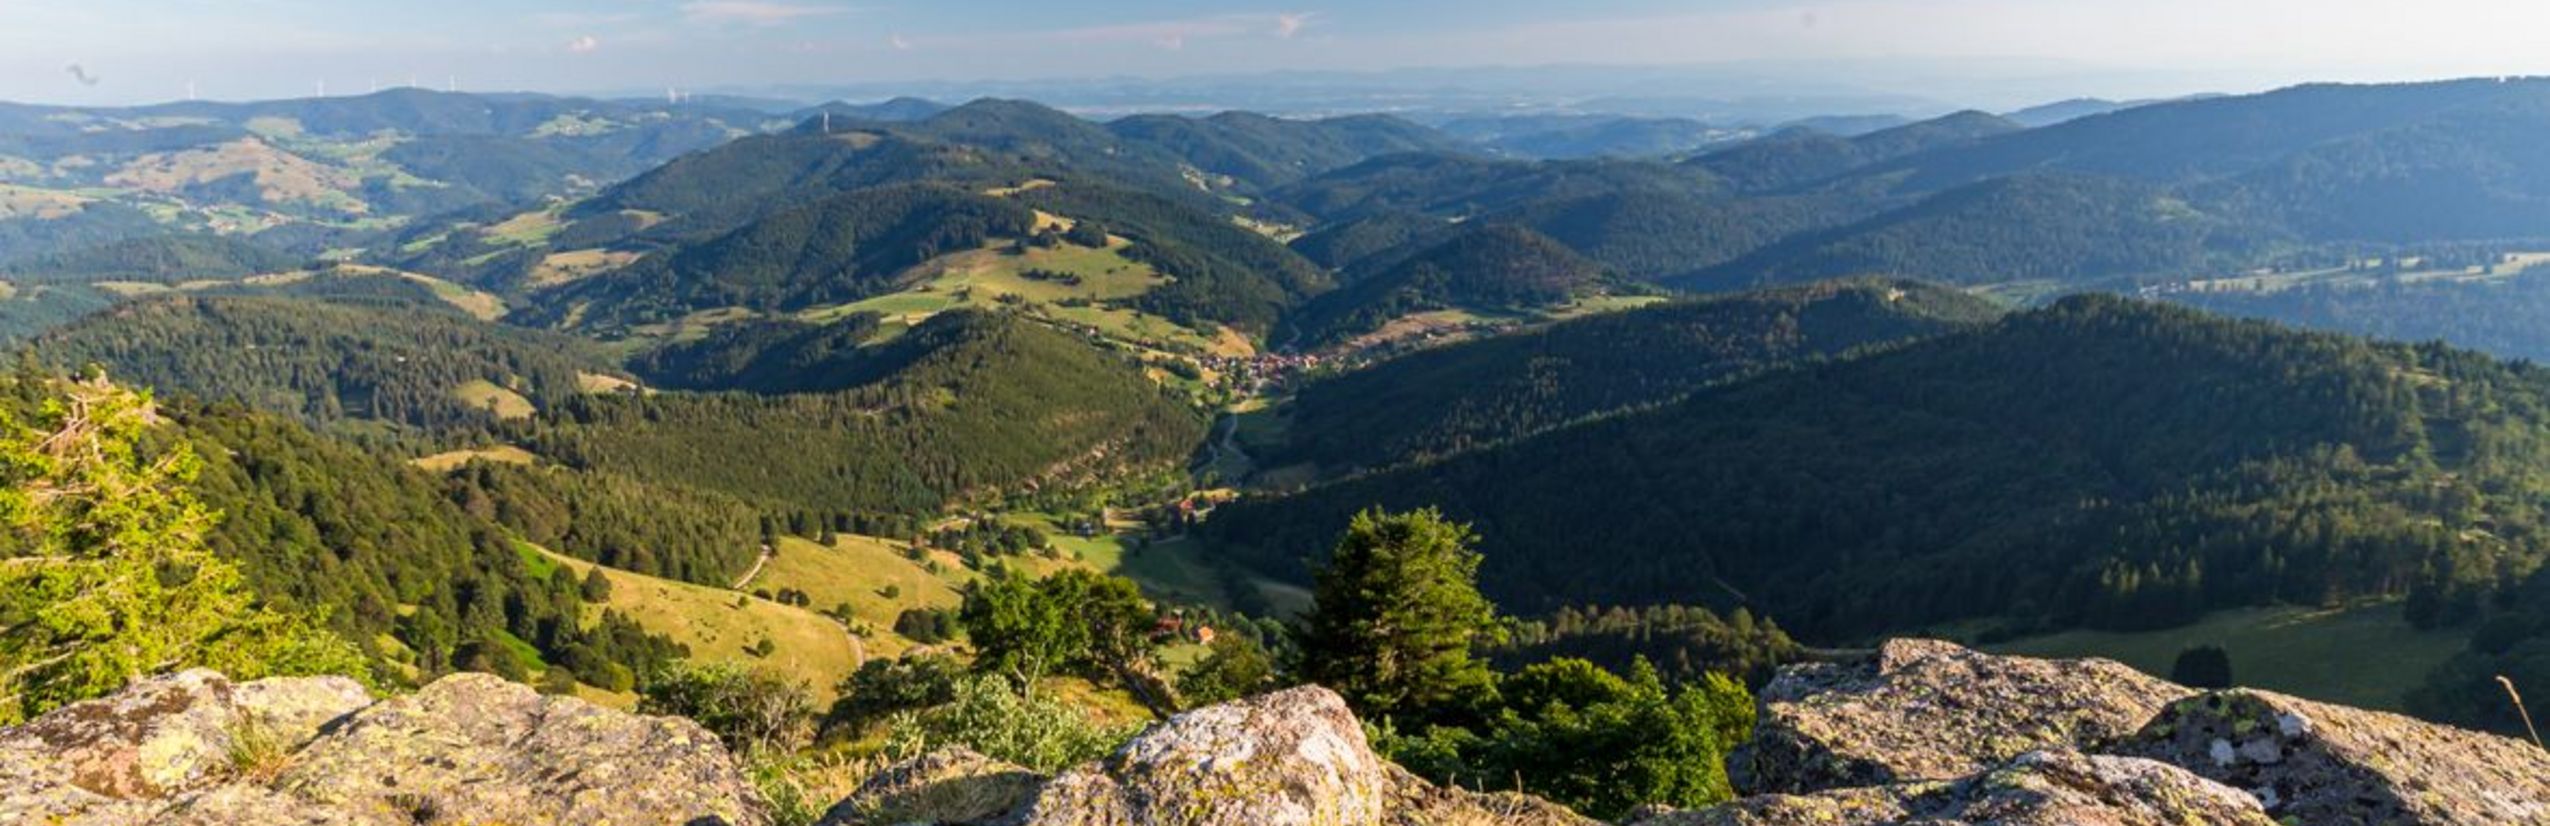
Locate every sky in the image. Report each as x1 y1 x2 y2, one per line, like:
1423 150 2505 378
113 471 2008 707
6 0 2550 108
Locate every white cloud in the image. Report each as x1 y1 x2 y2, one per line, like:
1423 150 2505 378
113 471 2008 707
890 33 912 51
681 1 847 26
566 35 600 54
1275 13 1313 39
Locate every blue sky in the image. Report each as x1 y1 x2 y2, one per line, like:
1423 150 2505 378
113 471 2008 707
7 0 2550 105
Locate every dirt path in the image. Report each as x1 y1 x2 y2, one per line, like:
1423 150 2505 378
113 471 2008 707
730 544 772 591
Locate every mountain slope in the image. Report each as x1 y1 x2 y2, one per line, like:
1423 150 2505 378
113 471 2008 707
518 310 1208 515
530 183 1037 329
1675 173 2272 290
1207 296 2550 640
1691 111 2021 193
1269 278 2002 473
1104 111 1464 189
27 295 619 431
1279 224 1615 347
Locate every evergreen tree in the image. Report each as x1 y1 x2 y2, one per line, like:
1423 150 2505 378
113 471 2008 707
1298 508 1501 723
0 376 368 723
580 567 615 603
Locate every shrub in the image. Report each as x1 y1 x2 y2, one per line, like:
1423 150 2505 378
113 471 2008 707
641 661 818 755
883 676 1139 772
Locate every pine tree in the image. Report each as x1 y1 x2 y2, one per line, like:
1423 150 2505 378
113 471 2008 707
0 376 368 723
1298 507 1501 723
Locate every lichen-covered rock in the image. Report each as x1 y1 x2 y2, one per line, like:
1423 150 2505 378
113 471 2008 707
1007 685 1389 826
0 669 370 825
0 670 770 825
1378 764 1599 826
1640 749 2275 826
820 747 1043 825
2117 688 2550 825
1735 639 2192 793
275 672 770 825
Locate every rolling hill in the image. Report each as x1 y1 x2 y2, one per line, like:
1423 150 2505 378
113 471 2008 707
526 183 1039 329
26 294 620 431
1278 223 1618 347
1265 278 2003 474
1207 295 2550 643
517 310 1209 516
1688 111 2021 193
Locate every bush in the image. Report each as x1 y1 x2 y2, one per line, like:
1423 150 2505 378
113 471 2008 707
883 676 1139 772
825 652 967 735
640 661 818 755
1374 658 1752 820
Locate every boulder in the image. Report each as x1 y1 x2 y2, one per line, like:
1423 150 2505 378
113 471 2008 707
0 670 771 825
1378 764 1600 826
820 747 1042 825
0 669 370 825
1006 685 1390 826
1637 749 2275 826
2118 688 2550 825
1735 639 2192 793
275 672 770 825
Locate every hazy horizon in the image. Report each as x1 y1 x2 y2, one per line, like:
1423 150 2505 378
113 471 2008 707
8 0 2550 113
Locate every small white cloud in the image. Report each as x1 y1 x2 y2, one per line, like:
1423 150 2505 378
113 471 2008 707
890 32 912 50
567 35 601 54
1275 12 1313 39
682 1 845 26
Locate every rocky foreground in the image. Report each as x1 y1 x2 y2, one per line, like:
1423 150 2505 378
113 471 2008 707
5 640 2546 825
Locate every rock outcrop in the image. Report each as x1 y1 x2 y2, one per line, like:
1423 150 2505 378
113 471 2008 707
11 641 2547 826
2119 688 2550 825
824 686 1595 826
1012 685 1389 826
0 670 767 825
1637 749 2275 826
1722 639 2550 826
1735 639 2192 794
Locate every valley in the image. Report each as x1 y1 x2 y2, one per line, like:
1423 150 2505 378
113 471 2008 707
15 67 2550 825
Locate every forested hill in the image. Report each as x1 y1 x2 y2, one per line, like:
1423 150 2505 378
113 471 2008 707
2 234 305 282
528 183 1038 329
1267 278 2002 474
1688 110 2020 193
1207 295 2550 641
1672 173 2272 290
26 295 621 432
1279 223 1614 347
0 377 690 694
515 310 1208 515
1103 111 1466 190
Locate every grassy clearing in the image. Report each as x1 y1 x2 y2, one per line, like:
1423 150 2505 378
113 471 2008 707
0 184 90 219
482 207 566 246
576 371 640 394
535 545 863 700
410 444 537 472
1986 601 2468 711
451 379 536 420
528 248 640 288
760 535 969 659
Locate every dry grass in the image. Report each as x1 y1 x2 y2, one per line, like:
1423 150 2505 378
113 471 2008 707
221 714 293 785
537 546 864 701
450 379 536 420
105 137 364 214
529 248 642 288
409 444 538 473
